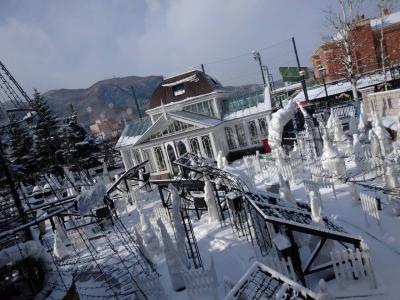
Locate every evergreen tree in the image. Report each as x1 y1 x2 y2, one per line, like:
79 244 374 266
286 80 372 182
31 89 61 171
8 113 33 166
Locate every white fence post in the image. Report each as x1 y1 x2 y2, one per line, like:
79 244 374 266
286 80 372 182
360 192 382 232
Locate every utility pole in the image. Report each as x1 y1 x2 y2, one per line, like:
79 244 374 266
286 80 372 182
292 37 309 102
252 51 267 85
130 85 142 120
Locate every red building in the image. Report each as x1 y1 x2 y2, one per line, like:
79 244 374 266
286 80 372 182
311 10 400 83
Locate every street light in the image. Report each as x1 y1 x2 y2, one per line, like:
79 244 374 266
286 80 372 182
252 50 267 86
318 65 328 99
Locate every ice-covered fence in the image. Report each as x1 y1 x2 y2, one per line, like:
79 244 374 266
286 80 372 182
151 206 171 225
331 104 356 119
304 180 321 201
67 229 87 252
331 247 377 289
309 164 324 181
136 273 166 299
289 158 305 184
315 178 337 200
182 257 219 300
360 192 382 230
258 255 297 282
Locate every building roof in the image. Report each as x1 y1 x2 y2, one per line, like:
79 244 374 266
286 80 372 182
168 110 222 127
293 71 393 103
370 10 400 30
115 117 152 149
149 70 221 109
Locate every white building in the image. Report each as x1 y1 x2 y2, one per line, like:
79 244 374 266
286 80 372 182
115 70 273 179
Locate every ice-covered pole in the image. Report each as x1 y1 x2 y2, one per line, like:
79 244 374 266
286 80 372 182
204 176 220 223
310 191 324 226
157 218 186 291
169 183 190 268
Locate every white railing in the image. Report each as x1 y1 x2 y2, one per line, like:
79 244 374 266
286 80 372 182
136 273 166 299
360 192 382 231
182 257 219 300
258 255 297 283
331 246 377 290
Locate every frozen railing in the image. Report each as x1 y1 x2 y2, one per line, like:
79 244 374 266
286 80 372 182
257 255 298 282
182 257 219 300
331 245 377 289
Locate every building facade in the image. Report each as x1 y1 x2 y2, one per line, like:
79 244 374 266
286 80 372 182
311 10 400 83
115 70 273 178
89 118 121 141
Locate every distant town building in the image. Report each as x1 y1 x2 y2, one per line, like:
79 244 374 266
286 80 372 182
89 117 121 141
311 10 400 83
115 70 274 179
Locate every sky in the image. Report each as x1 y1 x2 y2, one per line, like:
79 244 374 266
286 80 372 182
0 0 382 93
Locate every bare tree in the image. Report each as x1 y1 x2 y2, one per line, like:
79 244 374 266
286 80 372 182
324 0 365 103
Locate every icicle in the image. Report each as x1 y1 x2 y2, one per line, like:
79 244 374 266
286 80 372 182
279 174 296 206
358 103 368 134
373 117 392 156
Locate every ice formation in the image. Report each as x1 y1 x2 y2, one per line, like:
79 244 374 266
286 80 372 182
349 183 359 207
358 103 368 134
278 174 296 206
373 117 392 156
204 176 220 223
138 208 160 258
217 150 224 169
333 118 350 154
321 134 346 178
102 162 112 185
169 183 190 268
268 100 296 150
310 191 324 226
222 156 228 170
369 129 382 158
77 180 106 215
157 218 186 291
53 221 69 260
353 134 365 169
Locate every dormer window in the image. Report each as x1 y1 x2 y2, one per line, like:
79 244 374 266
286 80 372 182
173 83 185 96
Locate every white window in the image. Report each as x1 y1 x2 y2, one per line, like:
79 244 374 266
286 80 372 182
142 149 155 173
201 135 214 158
154 146 167 171
235 124 247 147
173 84 185 96
258 118 268 137
248 120 260 144
190 138 201 155
225 127 237 150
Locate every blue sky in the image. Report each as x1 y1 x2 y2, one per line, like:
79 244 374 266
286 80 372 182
0 0 382 93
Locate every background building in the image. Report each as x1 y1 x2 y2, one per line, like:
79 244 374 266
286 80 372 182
311 10 400 83
89 117 121 141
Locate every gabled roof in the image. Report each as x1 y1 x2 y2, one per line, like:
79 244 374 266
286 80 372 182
116 110 221 149
168 110 222 127
149 70 222 109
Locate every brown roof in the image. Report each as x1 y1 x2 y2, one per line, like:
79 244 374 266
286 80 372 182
149 70 221 109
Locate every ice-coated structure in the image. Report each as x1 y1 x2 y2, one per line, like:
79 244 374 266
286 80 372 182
222 156 228 170
169 183 190 268
310 191 324 226
320 134 346 178
373 117 392 156
157 218 186 291
333 118 350 154
369 129 382 158
77 180 106 215
384 165 400 215
217 150 224 169
138 208 160 258
278 174 296 206
353 134 365 169
349 182 359 207
358 103 368 134
204 176 220 223
268 100 296 150
53 221 69 260
102 162 112 185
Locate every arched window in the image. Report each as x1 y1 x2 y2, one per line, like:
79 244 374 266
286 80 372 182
225 127 237 150
235 124 247 147
190 138 201 155
248 120 259 144
177 141 187 156
154 146 167 171
166 144 179 175
142 149 155 173
131 149 142 165
201 135 214 158
258 118 268 137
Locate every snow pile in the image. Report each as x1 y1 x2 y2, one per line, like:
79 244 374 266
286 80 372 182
268 100 296 150
77 180 106 215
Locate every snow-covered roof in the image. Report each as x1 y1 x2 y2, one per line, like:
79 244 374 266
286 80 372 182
169 110 222 127
293 71 393 103
115 117 152 149
370 10 400 30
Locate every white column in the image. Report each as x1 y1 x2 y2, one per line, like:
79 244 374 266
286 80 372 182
243 120 252 146
209 132 218 158
198 136 206 157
